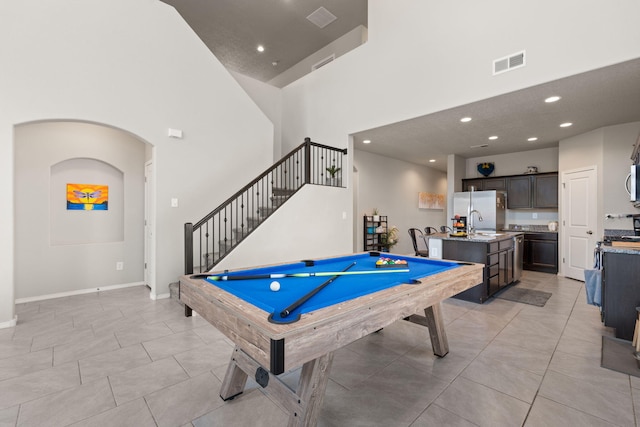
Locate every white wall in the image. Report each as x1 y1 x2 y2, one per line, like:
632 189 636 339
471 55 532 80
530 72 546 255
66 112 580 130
230 71 283 160
558 122 640 275
277 0 640 271
215 185 352 272
14 122 145 299
602 122 640 229
354 150 447 255
280 1 640 155
465 148 559 178
0 0 276 326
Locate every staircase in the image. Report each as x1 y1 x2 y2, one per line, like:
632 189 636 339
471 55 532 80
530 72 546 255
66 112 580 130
184 138 347 274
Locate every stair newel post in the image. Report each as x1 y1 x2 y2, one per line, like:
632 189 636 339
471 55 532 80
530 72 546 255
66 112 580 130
184 222 194 274
304 137 311 184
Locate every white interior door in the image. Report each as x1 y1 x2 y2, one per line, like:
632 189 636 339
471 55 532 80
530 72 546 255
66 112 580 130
144 161 155 292
562 167 597 280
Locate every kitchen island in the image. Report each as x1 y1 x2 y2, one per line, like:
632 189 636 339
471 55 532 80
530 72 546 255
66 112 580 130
428 232 521 303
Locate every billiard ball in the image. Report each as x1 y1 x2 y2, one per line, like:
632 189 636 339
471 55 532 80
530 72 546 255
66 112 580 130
270 281 281 292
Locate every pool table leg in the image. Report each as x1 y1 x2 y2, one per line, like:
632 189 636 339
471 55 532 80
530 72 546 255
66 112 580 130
423 303 449 357
218 346 334 427
290 351 334 427
219 347 249 401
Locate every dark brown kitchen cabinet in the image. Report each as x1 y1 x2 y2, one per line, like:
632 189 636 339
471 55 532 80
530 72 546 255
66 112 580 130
462 179 484 191
463 172 558 209
462 177 506 191
506 176 532 208
483 177 507 191
507 173 558 209
442 237 514 303
602 252 640 341
523 232 558 273
533 174 558 208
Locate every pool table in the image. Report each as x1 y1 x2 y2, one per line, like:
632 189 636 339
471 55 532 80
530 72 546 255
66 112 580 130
179 252 483 427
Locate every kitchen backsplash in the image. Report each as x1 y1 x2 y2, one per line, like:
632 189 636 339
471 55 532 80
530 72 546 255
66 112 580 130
604 229 636 237
505 224 558 232
506 210 559 227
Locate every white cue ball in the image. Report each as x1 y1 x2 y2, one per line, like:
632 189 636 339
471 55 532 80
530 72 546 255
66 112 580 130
270 281 281 292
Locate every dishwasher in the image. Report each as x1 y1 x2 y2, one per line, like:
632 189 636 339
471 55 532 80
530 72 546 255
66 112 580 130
513 234 524 281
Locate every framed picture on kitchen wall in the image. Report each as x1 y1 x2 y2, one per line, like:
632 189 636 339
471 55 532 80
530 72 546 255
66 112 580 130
418 192 444 210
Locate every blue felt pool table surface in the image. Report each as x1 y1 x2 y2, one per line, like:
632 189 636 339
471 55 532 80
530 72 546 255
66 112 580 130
204 252 462 322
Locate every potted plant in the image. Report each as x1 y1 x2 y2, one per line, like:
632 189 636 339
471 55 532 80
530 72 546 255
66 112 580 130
372 208 380 222
326 165 341 186
381 226 399 252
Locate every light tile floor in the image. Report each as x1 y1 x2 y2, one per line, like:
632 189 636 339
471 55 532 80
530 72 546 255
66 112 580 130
0 271 636 426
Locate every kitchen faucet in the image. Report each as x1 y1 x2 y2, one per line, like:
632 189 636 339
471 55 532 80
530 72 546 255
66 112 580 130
468 209 483 235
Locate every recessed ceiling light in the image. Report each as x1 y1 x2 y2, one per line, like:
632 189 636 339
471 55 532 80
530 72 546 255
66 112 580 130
460 117 472 123
527 137 538 142
560 122 573 127
362 139 371 144
545 96 561 103
257 45 265 53
488 136 498 140
429 159 436 163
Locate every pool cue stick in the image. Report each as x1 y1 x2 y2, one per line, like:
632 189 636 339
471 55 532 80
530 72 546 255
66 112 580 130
205 267 409 281
279 262 356 318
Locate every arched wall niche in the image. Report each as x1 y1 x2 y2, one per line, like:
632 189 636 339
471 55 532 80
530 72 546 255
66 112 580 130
14 120 149 299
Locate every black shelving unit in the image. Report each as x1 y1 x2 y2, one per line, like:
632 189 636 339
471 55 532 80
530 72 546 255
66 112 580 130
363 215 388 251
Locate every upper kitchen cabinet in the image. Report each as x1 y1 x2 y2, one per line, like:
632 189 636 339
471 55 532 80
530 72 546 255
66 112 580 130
533 173 558 208
462 177 506 192
507 173 558 209
464 173 558 209
506 176 531 208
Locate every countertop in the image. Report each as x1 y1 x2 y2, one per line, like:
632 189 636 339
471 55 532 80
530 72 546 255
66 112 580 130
428 232 516 243
601 230 640 255
601 244 640 255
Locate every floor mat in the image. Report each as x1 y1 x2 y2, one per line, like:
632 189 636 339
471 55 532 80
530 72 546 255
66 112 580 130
601 336 640 378
494 286 552 307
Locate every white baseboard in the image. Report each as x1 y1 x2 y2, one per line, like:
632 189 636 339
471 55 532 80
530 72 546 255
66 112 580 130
151 292 170 300
0 316 17 329
15 281 147 304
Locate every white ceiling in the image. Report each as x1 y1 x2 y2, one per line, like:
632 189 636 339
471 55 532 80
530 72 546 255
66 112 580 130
160 1 640 172
353 58 640 171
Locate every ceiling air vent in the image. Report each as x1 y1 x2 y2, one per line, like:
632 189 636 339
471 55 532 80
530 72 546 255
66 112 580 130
312 54 335 71
493 50 526 75
307 7 337 29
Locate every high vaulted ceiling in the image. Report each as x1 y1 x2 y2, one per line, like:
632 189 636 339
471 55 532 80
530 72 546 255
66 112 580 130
161 0 367 82
160 1 640 171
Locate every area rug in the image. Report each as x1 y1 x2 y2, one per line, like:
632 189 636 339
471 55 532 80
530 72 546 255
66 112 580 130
494 286 552 307
601 336 640 378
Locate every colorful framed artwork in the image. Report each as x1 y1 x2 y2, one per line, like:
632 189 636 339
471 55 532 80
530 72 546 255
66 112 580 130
67 183 109 210
418 192 445 210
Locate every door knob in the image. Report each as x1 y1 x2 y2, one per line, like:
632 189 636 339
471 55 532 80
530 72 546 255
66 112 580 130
586 230 593 235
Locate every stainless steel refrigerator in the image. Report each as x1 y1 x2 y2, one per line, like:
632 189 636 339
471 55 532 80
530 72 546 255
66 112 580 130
452 190 506 232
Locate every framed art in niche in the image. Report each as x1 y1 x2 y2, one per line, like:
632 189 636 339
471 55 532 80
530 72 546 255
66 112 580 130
66 183 109 210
